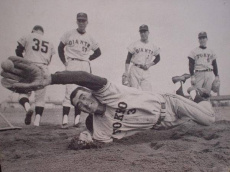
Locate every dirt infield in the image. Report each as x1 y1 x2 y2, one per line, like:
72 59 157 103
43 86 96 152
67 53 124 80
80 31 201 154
0 107 230 172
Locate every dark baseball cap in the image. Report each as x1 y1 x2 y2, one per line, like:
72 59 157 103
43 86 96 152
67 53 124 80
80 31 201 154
198 32 207 38
139 25 149 32
32 25 44 33
77 13 88 20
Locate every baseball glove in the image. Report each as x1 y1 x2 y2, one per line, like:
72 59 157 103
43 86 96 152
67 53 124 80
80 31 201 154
68 131 103 150
1 56 50 93
122 73 130 86
211 77 220 93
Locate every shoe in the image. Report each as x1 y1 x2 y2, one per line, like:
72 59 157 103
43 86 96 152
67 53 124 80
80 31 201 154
61 115 68 129
172 73 190 84
25 109 34 125
34 115 41 126
187 87 210 103
73 115 80 127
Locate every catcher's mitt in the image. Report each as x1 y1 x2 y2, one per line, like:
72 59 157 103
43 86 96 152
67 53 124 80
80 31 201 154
1 56 50 93
122 73 130 86
68 131 103 150
211 77 220 93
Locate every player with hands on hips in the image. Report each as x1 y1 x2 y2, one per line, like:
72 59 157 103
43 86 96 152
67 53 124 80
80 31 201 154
188 32 220 95
58 12 101 128
1 56 215 148
123 25 160 91
14 25 55 126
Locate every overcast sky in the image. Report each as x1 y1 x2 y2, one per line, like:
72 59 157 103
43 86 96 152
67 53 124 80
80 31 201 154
0 0 230 103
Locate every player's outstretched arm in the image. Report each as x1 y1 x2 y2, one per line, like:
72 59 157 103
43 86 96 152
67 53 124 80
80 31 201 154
1 56 107 93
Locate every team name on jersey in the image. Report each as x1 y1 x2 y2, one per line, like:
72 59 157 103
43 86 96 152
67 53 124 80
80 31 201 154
68 39 90 48
195 53 213 62
113 102 136 135
134 48 155 55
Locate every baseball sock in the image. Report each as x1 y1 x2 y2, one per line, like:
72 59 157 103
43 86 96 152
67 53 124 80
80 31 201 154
19 97 31 112
62 106 70 125
74 107 81 125
34 106 44 126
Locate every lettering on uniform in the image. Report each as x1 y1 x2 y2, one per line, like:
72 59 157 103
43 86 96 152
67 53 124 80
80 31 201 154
67 39 90 48
113 102 137 135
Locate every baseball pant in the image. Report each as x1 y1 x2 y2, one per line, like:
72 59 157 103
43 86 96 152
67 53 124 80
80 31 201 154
129 65 152 91
63 59 91 107
194 71 213 93
158 93 215 129
18 64 49 107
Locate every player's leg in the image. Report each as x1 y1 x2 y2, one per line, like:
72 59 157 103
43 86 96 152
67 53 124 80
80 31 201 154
129 66 141 89
203 72 214 93
168 94 215 126
33 88 46 126
62 84 76 128
193 72 204 89
18 93 33 125
172 73 190 97
141 71 152 91
74 106 81 127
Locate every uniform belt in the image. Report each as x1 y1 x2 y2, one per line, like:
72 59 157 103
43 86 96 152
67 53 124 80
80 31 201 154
195 69 213 72
134 64 142 68
67 57 85 61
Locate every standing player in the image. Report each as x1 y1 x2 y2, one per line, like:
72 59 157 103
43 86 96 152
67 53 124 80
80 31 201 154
123 25 160 91
0 57 215 145
15 25 55 126
58 12 101 128
188 32 220 94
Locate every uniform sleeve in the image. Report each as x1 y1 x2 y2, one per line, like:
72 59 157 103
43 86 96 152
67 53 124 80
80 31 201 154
153 45 160 56
89 35 99 51
17 35 27 47
50 43 56 56
211 50 217 60
60 31 69 45
188 50 195 60
127 42 135 54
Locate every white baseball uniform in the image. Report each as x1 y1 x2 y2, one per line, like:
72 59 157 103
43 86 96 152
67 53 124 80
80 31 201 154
61 29 99 107
17 32 55 106
91 82 215 142
189 47 217 92
127 40 160 91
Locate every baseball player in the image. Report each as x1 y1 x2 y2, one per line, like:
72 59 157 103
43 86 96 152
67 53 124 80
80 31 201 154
15 25 55 126
58 12 101 128
188 32 220 94
1 57 215 145
123 25 160 91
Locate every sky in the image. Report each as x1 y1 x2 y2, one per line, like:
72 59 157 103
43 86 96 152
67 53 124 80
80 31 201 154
0 0 230 103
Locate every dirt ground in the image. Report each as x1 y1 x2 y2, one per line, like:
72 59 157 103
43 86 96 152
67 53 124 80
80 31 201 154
0 106 230 172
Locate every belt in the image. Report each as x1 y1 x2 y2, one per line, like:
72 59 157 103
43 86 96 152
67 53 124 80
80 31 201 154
195 69 213 72
67 57 85 61
134 64 143 68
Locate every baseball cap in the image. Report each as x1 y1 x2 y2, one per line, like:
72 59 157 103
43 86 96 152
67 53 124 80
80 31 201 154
139 25 149 32
32 25 44 33
77 12 88 20
198 32 207 38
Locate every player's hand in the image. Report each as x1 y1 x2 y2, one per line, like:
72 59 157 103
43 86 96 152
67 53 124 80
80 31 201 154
122 72 130 86
211 76 220 93
64 62 68 66
190 75 196 85
1 56 51 93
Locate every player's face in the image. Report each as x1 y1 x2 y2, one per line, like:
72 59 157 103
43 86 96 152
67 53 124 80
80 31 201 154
140 30 149 41
72 90 99 114
199 37 208 47
77 19 88 31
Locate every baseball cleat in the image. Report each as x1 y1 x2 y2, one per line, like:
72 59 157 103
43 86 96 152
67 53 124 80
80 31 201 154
25 109 34 125
172 73 190 84
73 115 80 127
61 115 68 128
34 114 41 126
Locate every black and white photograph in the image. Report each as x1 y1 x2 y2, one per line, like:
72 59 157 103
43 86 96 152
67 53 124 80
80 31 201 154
0 0 230 171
